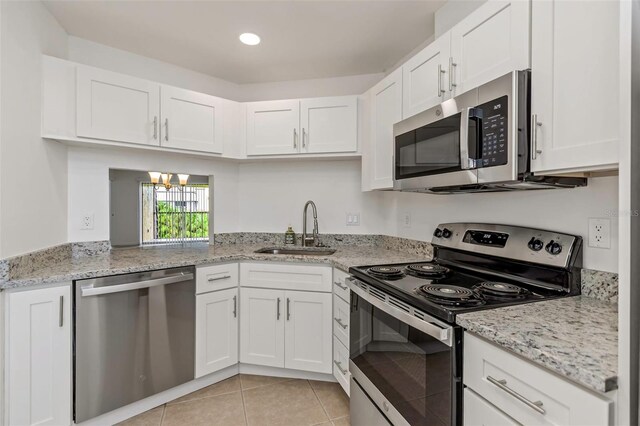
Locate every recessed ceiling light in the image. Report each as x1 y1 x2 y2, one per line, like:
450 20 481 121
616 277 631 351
239 33 261 46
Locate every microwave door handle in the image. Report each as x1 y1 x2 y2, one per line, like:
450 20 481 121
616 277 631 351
459 107 472 169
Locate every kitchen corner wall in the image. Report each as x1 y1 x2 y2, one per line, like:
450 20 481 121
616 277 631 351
0 1 69 258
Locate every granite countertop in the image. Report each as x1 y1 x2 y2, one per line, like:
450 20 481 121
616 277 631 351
457 296 618 393
0 243 428 289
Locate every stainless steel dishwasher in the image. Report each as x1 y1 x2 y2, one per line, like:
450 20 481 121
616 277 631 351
74 267 195 423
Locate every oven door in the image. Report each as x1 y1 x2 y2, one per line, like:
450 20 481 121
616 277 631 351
393 104 480 191
348 280 462 426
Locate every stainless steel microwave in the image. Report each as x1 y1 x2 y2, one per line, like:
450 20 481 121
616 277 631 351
393 70 586 193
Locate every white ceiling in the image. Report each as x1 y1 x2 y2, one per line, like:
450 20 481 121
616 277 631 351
43 1 446 84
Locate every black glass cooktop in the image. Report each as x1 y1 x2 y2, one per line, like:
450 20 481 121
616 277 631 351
349 262 563 323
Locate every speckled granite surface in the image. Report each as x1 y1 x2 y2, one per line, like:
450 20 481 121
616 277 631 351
581 268 618 303
0 242 429 289
457 296 618 393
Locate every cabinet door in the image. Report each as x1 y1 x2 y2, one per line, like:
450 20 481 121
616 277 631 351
195 288 238 378
7 285 71 426
464 388 519 426
77 66 160 145
402 35 451 119
284 290 332 373
370 69 403 190
246 100 300 155
161 86 224 153
239 288 285 367
300 96 358 154
531 0 619 174
450 0 529 96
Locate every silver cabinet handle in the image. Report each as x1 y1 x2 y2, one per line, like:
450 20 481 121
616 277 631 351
449 57 457 92
164 118 169 141
531 114 542 159
277 297 281 320
333 360 348 375
302 128 306 148
81 273 194 297
59 295 64 327
293 128 298 149
153 116 158 140
233 295 237 318
487 376 546 415
334 317 348 329
334 281 348 290
208 275 231 282
286 297 291 321
438 64 446 96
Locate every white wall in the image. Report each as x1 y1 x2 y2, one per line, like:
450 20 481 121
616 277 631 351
0 1 69 258
67 36 241 101
381 176 619 272
434 0 487 38
237 160 385 235
68 147 240 242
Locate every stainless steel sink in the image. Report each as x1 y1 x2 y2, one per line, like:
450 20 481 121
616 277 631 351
255 247 336 256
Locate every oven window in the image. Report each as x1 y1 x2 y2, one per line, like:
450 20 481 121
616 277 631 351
395 113 462 180
350 294 453 425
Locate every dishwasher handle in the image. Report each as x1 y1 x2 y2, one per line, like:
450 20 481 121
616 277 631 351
80 272 194 297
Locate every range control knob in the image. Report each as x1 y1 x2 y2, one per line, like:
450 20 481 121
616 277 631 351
442 228 452 238
527 237 544 252
433 228 443 238
545 240 562 255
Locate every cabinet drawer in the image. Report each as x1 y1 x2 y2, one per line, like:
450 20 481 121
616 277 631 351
464 388 518 426
196 263 239 294
333 268 351 302
464 332 612 426
240 262 332 292
333 294 350 348
333 336 350 396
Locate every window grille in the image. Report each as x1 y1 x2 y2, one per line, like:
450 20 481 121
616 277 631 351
141 183 209 245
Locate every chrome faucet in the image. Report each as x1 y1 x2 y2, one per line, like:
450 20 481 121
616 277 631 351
302 200 319 247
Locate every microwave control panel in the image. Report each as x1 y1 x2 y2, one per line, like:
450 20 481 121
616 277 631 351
477 95 508 168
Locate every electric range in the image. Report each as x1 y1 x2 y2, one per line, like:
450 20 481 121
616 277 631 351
347 223 582 426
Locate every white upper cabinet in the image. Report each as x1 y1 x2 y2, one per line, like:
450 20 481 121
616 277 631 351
450 0 530 97
402 34 451 119
246 100 300 156
7 285 72 426
284 290 332 374
530 0 619 174
370 69 403 190
300 96 358 154
195 288 238 378
76 66 160 145
160 85 224 153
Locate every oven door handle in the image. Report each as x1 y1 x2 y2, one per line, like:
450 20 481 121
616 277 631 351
349 279 452 346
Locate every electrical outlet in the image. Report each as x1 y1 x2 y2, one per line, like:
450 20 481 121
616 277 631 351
402 212 411 228
346 212 360 226
81 214 94 230
588 218 611 249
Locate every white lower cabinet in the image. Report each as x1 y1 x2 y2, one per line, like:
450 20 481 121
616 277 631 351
6 284 72 426
284 290 333 373
239 287 286 367
195 287 239 378
464 332 613 426
464 388 519 426
239 287 332 373
332 268 351 395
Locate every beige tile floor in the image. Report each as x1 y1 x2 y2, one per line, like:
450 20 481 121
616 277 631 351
118 374 350 426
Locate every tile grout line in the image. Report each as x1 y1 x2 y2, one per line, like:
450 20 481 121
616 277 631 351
240 387 250 426
159 404 166 426
308 380 332 424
